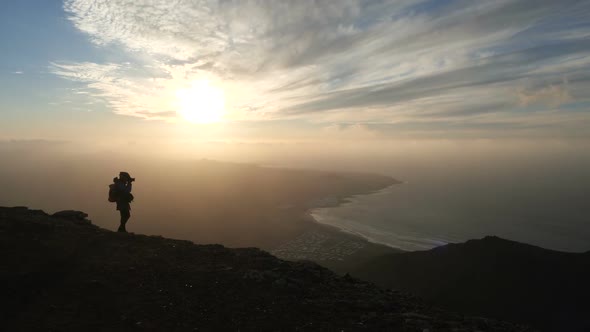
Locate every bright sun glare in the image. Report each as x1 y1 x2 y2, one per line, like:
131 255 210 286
176 80 225 124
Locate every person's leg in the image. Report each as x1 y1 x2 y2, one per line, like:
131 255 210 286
118 209 130 232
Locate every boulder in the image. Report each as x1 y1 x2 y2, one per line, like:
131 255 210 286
51 210 90 224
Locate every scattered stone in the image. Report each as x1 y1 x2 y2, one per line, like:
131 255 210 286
51 210 91 224
52 210 88 219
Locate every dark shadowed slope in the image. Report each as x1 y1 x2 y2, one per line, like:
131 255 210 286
0 207 531 332
352 236 590 332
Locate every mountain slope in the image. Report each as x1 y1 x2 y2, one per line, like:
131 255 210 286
0 207 530 331
352 236 590 332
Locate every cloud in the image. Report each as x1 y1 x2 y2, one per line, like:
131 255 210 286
518 82 572 107
50 61 181 120
12 71 24 75
322 123 379 140
51 0 590 137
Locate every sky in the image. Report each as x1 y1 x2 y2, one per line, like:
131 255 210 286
0 0 589 252
1 0 590 146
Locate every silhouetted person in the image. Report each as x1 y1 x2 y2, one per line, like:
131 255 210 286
115 172 134 232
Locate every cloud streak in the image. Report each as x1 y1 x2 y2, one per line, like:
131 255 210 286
52 0 590 137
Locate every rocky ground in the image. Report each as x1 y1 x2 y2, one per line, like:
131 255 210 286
0 207 533 331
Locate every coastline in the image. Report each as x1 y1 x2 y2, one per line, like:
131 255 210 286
271 179 403 273
306 181 400 211
306 183 406 249
306 210 405 250
306 184 451 253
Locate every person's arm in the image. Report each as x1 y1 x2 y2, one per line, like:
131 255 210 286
116 181 132 193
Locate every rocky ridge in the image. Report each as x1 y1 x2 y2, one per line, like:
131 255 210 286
0 207 532 331
352 236 590 332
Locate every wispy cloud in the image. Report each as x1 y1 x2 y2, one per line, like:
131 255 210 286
51 0 590 137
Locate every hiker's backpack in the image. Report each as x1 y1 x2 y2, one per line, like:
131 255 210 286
108 184 118 202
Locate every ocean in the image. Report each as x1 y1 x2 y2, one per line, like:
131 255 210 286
311 159 590 252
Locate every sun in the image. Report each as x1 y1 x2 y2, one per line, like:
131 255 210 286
176 80 225 124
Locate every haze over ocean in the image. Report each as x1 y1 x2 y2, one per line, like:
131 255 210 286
312 144 590 252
